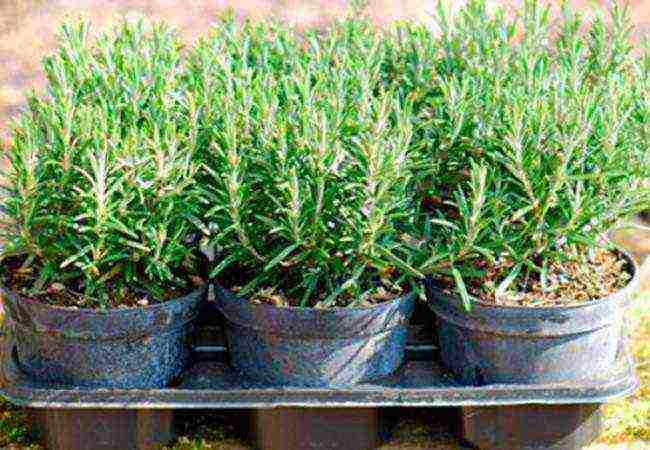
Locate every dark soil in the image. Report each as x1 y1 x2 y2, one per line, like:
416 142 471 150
244 278 406 308
218 260 410 308
639 210 650 224
435 246 632 307
1 255 202 309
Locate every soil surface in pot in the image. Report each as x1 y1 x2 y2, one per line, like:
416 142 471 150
433 246 632 307
220 263 410 308
1 255 203 309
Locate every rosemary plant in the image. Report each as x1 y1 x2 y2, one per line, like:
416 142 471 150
189 16 429 308
404 0 650 306
0 19 201 308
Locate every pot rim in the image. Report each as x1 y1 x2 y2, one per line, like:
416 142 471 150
213 282 415 313
214 283 415 339
0 283 206 317
427 247 639 312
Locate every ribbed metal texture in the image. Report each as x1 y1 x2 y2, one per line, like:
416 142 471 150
1 286 205 388
214 285 415 387
425 252 640 385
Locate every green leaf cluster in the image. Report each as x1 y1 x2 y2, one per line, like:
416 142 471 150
1 1 648 308
395 0 650 300
1 18 201 306
187 15 423 307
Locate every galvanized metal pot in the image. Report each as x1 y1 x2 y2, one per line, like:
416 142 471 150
425 252 639 385
214 285 415 387
2 286 205 389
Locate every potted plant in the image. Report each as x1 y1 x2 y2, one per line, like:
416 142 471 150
186 16 439 387
0 19 205 388
406 0 649 384
637 41 650 225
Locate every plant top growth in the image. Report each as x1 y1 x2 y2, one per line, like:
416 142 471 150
0 1 646 310
397 0 649 306
188 16 437 308
0 19 202 308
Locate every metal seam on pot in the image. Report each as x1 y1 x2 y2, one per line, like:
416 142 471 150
219 313 412 339
428 305 613 338
213 283 417 313
10 318 198 343
222 317 410 340
426 287 625 337
214 285 415 339
1 286 206 338
0 285 205 318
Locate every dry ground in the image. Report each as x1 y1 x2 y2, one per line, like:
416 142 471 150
0 1 649 448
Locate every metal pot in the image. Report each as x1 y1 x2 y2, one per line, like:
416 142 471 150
214 284 415 387
425 252 639 385
2 286 205 388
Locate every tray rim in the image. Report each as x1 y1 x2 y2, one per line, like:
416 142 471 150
0 335 639 410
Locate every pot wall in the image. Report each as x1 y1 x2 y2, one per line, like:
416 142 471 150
425 253 639 385
214 285 415 387
2 287 205 389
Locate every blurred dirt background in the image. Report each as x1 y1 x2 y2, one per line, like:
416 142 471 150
0 1 649 449
1 0 650 145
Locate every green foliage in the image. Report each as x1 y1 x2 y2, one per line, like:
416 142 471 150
187 15 439 307
2 1 647 308
0 18 201 306
397 0 650 301
0 398 34 447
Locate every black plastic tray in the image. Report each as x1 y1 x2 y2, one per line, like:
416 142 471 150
0 328 638 409
0 304 639 450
